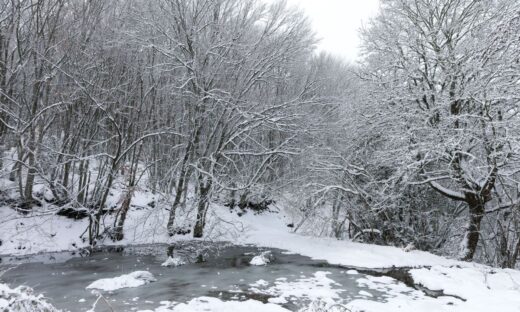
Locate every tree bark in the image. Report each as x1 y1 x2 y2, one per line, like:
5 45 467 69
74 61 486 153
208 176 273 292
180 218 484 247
193 177 212 238
460 195 485 261
112 187 133 241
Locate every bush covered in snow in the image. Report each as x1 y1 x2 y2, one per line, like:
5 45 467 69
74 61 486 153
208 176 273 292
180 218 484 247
0 283 60 312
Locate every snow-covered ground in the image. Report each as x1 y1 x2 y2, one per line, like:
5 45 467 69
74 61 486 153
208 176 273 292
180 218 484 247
2 189 520 311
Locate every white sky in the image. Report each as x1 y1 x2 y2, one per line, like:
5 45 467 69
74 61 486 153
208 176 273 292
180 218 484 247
284 0 381 62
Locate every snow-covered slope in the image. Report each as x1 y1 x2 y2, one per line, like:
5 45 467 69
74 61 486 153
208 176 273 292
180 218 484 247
230 211 455 269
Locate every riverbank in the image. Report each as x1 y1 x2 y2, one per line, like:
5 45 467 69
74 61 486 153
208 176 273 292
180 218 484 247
2 202 520 311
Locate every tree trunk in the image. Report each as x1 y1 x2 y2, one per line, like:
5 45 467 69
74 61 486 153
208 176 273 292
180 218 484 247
460 196 485 261
112 187 133 241
167 134 198 236
193 178 212 238
24 160 36 202
331 192 342 238
167 161 190 236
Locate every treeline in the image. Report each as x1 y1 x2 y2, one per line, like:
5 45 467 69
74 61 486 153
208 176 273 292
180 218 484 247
2 0 520 268
0 0 348 245
335 0 520 266
285 0 520 267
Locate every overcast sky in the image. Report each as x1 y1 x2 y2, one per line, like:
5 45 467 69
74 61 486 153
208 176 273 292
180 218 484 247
284 0 380 62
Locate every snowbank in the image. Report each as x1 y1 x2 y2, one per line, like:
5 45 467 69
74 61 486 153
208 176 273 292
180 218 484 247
86 271 156 291
225 212 520 312
231 212 455 269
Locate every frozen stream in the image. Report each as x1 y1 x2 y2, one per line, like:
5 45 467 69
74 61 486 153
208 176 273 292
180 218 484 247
0 242 387 311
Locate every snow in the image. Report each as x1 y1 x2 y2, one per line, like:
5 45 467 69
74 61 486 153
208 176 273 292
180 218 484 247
2 188 520 312
138 297 290 312
347 275 460 312
0 193 453 270
250 255 269 266
409 265 520 312
250 251 273 266
249 271 344 305
429 181 466 200
226 211 520 312
358 290 373 297
231 211 455 269
250 279 269 287
0 283 60 311
86 271 157 291
161 256 186 267
344 267 520 312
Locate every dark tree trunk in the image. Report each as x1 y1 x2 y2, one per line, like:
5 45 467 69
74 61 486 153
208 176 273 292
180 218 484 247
193 178 211 238
460 195 485 261
112 188 133 241
167 165 188 236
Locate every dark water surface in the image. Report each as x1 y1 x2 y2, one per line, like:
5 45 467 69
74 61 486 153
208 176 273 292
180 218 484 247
0 243 383 311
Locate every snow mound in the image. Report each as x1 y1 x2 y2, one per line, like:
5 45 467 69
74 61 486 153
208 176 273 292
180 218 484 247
250 251 273 266
142 296 290 311
161 256 186 267
86 271 156 291
0 283 60 312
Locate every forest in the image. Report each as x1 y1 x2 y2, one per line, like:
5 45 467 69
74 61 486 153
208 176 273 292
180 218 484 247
1 0 520 311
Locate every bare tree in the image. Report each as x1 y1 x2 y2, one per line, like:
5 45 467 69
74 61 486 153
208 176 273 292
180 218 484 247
360 0 520 261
